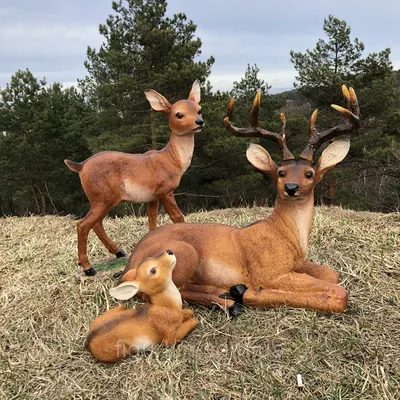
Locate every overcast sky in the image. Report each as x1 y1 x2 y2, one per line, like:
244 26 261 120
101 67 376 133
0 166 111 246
0 0 399 93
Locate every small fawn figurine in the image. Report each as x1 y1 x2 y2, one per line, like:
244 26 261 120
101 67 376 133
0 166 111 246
85 250 197 363
65 81 202 276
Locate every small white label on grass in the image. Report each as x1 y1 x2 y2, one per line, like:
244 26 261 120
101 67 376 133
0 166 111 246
297 374 303 390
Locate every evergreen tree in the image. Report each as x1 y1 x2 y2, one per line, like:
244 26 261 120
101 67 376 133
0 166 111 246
290 15 400 211
0 70 92 215
177 65 286 210
80 0 214 153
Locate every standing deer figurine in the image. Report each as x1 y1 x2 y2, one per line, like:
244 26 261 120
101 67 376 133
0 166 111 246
117 85 360 316
86 250 197 363
65 81 202 275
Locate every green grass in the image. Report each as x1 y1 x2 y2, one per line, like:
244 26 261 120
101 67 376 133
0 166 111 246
0 207 399 399
92 256 128 273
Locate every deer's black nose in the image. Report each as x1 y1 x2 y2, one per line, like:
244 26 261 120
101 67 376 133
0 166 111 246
195 118 204 126
166 249 174 255
284 183 299 196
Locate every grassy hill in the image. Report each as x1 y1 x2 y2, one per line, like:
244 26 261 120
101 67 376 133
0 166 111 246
1 207 399 399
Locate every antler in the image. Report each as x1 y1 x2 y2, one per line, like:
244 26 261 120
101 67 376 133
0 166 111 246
299 85 360 163
224 92 295 161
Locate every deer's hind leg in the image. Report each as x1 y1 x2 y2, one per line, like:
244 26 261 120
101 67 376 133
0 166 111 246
147 200 159 230
243 272 347 313
93 220 127 258
77 201 118 275
161 192 184 224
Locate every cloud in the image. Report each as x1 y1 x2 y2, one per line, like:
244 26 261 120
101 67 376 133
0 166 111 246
0 0 399 92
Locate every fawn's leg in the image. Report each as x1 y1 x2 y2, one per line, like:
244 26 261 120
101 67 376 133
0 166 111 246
294 260 340 284
174 318 198 343
181 308 195 322
162 318 198 347
243 272 347 313
93 219 127 258
147 200 159 230
161 192 184 223
77 202 115 275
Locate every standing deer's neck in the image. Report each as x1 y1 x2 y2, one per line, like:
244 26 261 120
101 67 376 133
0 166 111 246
164 133 195 173
148 279 183 311
270 195 315 256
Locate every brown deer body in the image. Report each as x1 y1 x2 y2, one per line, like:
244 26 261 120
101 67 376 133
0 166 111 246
86 250 197 363
65 81 202 275
118 85 360 316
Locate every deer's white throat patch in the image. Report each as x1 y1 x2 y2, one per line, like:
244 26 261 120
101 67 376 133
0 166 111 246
291 207 313 255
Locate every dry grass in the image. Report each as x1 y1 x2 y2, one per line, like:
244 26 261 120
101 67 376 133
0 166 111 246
0 207 399 400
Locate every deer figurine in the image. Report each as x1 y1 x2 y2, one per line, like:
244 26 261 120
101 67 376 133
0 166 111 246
65 81 203 275
117 85 360 316
86 250 198 363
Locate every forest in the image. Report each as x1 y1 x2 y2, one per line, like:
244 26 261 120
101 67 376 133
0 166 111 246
1 1 399 217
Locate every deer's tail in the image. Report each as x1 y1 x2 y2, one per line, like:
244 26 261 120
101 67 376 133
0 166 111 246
64 159 83 173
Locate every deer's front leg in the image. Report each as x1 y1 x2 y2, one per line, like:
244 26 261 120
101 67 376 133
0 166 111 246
162 318 198 347
294 260 340 284
181 308 195 322
180 283 234 309
160 192 184 224
242 272 347 313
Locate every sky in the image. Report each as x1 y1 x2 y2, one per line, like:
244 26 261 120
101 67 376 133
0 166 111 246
0 0 399 93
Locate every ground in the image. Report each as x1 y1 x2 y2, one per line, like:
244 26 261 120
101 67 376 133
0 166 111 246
0 207 399 399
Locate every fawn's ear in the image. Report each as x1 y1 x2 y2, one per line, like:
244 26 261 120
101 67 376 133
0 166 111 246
188 80 201 103
109 282 139 301
144 89 171 113
246 143 278 179
314 140 350 184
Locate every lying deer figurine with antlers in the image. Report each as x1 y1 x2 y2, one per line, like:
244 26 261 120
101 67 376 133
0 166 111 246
117 85 360 316
65 81 202 276
86 250 197 363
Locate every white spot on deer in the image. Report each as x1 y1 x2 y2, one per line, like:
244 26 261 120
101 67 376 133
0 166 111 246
123 180 157 203
130 336 154 353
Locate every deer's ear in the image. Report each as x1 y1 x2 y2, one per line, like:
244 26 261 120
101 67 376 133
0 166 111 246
188 80 201 103
144 89 171 113
246 143 278 178
315 140 350 183
109 282 139 301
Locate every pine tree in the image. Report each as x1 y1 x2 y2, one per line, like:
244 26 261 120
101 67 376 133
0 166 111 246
80 0 214 153
0 70 92 215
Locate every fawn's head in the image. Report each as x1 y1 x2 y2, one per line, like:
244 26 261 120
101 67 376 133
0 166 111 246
144 80 203 136
224 85 360 202
109 250 176 301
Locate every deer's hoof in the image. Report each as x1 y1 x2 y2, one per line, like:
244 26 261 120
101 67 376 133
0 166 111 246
229 284 248 304
228 303 243 318
219 292 235 301
84 268 97 276
115 250 127 258
113 269 124 279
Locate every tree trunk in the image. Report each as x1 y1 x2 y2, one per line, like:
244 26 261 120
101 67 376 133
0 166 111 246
27 169 41 214
37 186 47 215
327 180 335 207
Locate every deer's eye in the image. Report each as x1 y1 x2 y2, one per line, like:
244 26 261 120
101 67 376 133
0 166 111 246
175 112 183 119
278 170 286 177
305 171 314 179
198 109 202 115
150 267 157 274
